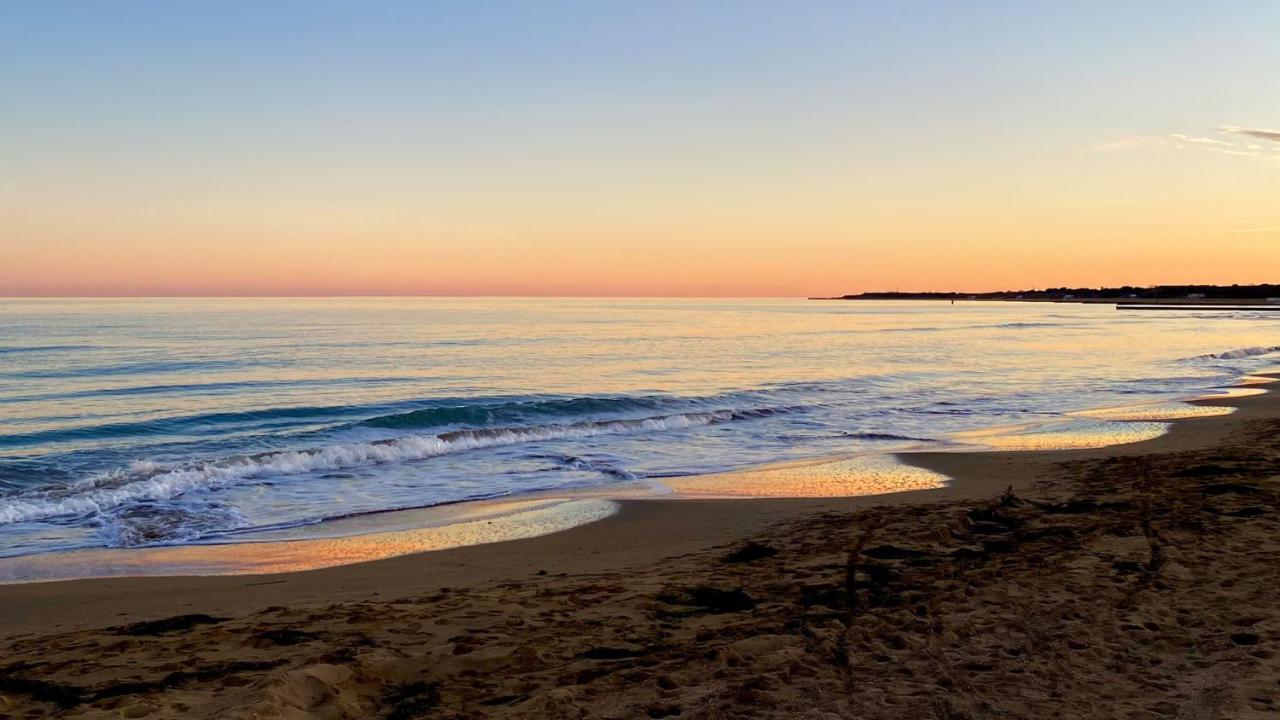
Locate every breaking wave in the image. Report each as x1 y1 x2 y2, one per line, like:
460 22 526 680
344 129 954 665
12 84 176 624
1191 346 1280 360
0 408 782 525
99 502 250 547
880 321 1067 334
0 394 794 450
539 454 639 481
360 395 680 430
993 322 1061 329
840 432 935 443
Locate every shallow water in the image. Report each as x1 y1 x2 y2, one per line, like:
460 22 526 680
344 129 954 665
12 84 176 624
1 298 1276 559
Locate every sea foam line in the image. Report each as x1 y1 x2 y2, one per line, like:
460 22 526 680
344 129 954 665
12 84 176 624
0 410 756 525
1191 345 1280 360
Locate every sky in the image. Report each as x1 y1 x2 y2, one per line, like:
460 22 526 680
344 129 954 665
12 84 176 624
2 1 1278 297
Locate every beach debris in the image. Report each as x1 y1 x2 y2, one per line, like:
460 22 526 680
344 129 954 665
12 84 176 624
862 544 930 560
112 613 227 636
723 541 778 563
966 505 1024 531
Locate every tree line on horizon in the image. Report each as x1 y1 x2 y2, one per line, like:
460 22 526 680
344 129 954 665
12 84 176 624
831 284 1280 301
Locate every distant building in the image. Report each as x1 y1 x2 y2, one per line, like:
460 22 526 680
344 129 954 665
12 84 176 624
1187 293 1206 300
1269 298 1280 305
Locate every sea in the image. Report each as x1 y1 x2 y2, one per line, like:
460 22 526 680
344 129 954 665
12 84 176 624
1 297 1277 562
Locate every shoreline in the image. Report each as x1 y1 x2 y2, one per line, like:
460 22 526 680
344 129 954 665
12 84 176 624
0 375 1272 636
0 375 1260 586
2 376 1278 716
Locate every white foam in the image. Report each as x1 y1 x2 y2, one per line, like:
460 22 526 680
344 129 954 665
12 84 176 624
0 412 732 525
1193 345 1280 360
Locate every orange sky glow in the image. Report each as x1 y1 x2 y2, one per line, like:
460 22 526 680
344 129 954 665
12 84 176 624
3 3 1278 296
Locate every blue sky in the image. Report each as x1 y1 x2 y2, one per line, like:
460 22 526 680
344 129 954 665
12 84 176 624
2 2 1278 295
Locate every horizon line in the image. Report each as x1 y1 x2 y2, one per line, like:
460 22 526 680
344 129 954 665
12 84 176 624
0 294 811 300
3 283 1276 301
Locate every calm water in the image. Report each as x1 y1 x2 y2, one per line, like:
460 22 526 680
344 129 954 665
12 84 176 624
1 298 1277 558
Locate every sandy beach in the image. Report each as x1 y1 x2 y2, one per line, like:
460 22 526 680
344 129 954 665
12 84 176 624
2 383 1278 718
6 2 1277 716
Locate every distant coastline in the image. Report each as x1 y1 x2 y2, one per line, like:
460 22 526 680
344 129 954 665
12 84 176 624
813 284 1280 306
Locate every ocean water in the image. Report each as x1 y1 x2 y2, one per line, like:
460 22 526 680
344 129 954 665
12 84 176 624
1 297 1277 560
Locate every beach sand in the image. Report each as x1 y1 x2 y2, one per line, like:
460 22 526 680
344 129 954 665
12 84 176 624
2 384 1278 718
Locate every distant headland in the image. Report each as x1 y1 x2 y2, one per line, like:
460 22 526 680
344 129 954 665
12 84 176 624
815 284 1280 306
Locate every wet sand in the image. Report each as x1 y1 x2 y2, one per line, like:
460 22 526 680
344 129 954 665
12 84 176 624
1 381 1278 717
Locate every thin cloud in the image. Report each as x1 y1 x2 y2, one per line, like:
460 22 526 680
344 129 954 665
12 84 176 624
1220 125 1280 143
1170 133 1233 147
1094 125 1280 159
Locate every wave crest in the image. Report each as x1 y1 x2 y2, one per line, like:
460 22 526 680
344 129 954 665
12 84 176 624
0 408 778 526
1191 345 1280 360
362 396 673 430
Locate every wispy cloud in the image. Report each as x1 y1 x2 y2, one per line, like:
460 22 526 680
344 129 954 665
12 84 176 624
1094 124 1280 160
1220 125 1280 143
1169 133 1233 147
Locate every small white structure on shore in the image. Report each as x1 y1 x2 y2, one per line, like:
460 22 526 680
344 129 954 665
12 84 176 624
1269 298 1280 305
1187 293 1206 300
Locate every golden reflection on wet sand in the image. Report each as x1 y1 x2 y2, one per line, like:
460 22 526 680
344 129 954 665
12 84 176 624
0 498 616 583
664 454 948 499
1233 375 1279 386
1194 387 1268 400
1070 402 1235 422
951 421 1171 452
